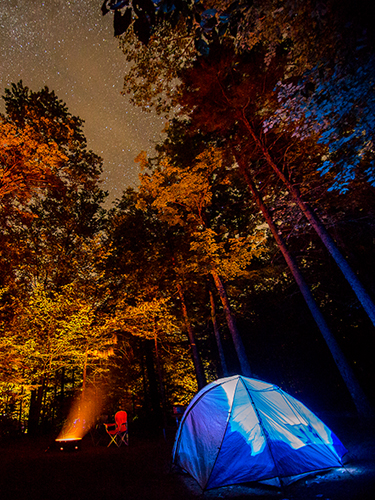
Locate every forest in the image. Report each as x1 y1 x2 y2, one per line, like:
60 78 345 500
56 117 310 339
1 0 375 439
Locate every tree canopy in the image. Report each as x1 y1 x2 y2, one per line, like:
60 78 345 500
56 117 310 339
101 0 375 418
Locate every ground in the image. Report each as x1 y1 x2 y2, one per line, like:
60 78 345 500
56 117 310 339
0 412 374 500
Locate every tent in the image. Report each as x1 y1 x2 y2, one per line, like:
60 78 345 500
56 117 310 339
172 375 347 490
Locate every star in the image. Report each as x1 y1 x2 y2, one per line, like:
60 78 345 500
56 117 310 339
0 0 165 206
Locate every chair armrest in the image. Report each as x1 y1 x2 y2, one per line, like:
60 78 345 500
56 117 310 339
103 423 117 431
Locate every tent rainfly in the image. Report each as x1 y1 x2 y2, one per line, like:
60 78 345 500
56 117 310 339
172 375 347 490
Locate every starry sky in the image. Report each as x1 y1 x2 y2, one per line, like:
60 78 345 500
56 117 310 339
0 0 166 205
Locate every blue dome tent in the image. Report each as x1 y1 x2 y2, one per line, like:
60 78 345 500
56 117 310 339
172 375 347 490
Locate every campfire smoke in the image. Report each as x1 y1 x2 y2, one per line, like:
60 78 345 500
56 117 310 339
57 385 104 441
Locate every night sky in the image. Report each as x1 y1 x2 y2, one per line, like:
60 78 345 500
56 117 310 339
0 0 166 205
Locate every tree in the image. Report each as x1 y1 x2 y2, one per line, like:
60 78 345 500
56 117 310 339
0 82 107 291
176 282 207 389
106 1 375 332
102 0 375 416
264 57 375 192
233 153 373 418
109 293 196 417
165 49 374 414
234 1 375 191
138 147 268 376
177 46 375 335
0 83 110 432
0 283 115 433
208 287 228 376
119 22 196 115
135 66 374 416
104 0 375 66
0 118 66 200
104 188 208 400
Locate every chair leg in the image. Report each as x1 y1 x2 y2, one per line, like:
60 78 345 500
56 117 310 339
107 434 118 447
118 432 128 447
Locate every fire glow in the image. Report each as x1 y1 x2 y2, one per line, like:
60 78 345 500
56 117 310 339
56 385 104 444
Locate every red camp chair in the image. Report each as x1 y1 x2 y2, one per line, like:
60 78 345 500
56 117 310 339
103 410 128 447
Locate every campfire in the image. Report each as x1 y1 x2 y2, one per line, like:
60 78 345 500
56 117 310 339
55 437 82 452
55 385 104 451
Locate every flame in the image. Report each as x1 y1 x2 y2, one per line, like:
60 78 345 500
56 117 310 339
55 438 82 442
57 385 104 441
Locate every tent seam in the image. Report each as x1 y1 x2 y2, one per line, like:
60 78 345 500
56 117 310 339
204 377 240 490
243 378 283 487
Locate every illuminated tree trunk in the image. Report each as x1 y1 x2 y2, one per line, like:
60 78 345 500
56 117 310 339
210 269 252 377
78 349 89 425
82 349 88 399
19 374 25 429
58 368 65 423
177 283 207 389
238 158 373 419
240 113 375 330
209 288 229 377
40 378 50 425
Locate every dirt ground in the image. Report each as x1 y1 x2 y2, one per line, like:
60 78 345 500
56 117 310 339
1 413 374 500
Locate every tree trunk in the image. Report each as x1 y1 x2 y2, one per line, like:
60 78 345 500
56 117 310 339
19 375 24 430
238 159 373 419
60 367 65 401
209 288 229 377
28 389 38 435
177 283 207 390
27 380 45 435
81 347 88 402
40 380 50 428
154 330 168 438
240 114 375 329
144 339 162 428
210 269 252 377
140 343 149 410
57 367 65 423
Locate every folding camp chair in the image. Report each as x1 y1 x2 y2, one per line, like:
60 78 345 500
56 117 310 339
103 410 128 447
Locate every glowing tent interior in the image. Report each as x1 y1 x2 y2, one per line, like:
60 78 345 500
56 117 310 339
172 375 347 490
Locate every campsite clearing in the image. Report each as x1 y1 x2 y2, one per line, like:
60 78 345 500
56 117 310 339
0 411 374 500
